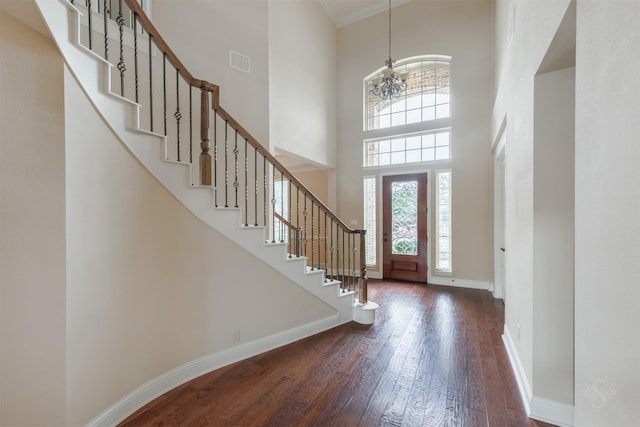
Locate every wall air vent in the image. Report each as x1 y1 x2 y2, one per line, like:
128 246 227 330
229 50 250 73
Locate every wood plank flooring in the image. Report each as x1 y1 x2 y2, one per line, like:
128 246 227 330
120 280 556 427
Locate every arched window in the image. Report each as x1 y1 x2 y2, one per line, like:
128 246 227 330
365 56 451 131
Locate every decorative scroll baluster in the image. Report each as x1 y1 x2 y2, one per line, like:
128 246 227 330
303 196 308 258
351 233 356 291
329 219 334 280
175 70 182 161
342 229 346 288
213 113 217 201
263 157 267 227
103 0 108 61
233 130 239 207
117 0 126 96
224 122 229 207
244 138 248 226
280 177 284 242
324 212 328 280
133 13 139 103
296 188 300 257
318 208 322 271
199 87 211 185
254 147 258 225
288 180 293 257
311 201 315 269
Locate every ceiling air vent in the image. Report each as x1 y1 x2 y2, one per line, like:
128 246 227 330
229 50 250 73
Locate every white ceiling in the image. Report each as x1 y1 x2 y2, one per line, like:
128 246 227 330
318 0 414 28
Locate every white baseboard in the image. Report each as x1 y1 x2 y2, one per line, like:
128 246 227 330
428 276 490 290
530 396 574 427
502 325 574 426
86 314 339 427
502 324 532 414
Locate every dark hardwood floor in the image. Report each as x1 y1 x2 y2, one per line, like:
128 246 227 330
120 280 556 427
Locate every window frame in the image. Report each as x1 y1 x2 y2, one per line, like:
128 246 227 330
435 169 452 274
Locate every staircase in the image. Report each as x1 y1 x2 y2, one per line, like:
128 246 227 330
34 0 377 325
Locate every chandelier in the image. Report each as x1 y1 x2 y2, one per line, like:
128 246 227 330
369 0 407 100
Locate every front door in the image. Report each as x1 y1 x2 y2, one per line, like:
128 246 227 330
382 173 428 282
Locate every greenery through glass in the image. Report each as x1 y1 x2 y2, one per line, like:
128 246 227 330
391 180 418 255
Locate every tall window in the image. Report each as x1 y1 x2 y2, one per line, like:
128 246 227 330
365 57 451 131
363 56 452 168
436 170 452 272
363 177 377 266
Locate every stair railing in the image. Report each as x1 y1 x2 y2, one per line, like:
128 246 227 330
69 0 368 303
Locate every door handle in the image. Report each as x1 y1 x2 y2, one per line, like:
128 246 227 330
500 248 505 252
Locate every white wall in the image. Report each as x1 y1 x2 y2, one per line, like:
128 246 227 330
574 1 640 425
152 0 270 146
269 1 338 168
0 12 67 426
533 66 575 405
492 0 572 399
494 0 640 424
63 67 334 425
337 1 493 282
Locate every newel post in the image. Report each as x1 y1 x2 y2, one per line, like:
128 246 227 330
199 86 211 185
358 230 368 304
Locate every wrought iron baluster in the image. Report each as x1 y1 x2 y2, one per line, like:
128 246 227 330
133 13 139 103
254 146 258 226
148 34 153 132
311 201 314 269
189 86 193 163
103 0 108 61
329 219 334 280
303 196 308 258
244 138 248 226
296 187 300 257
280 177 284 242
288 180 293 257
213 113 218 205
351 233 356 291
349 233 356 290
324 212 328 280
117 0 126 97
263 157 267 228
317 208 322 271
175 70 182 161
340 228 349 289
224 121 229 207
233 130 239 207
271 166 276 243
88 0 93 50
162 53 167 136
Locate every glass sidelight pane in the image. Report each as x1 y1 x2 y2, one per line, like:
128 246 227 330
391 180 418 255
